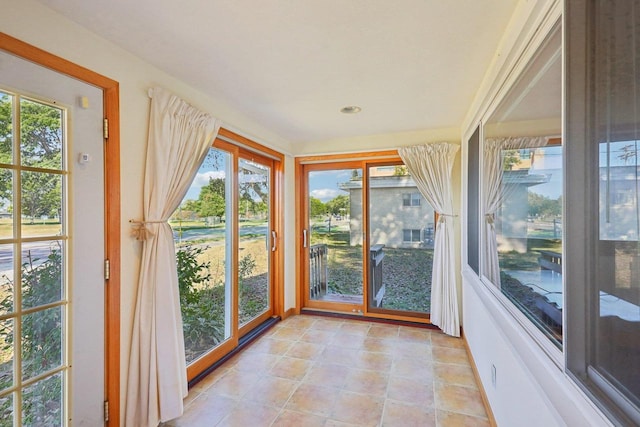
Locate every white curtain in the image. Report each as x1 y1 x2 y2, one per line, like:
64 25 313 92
399 142 460 337
126 87 220 427
482 136 548 286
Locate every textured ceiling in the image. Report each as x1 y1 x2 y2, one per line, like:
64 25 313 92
36 0 520 144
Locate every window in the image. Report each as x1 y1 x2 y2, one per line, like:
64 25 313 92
402 192 421 207
467 127 480 274
0 91 67 425
171 130 283 381
403 229 422 242
480 22 563 348
567 1 640 423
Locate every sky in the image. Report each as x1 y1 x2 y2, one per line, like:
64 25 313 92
308 169 355 202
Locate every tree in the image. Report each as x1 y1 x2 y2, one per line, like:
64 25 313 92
326 194 349 216
0 96 62 221
309 197 326 217
528 192 561 218
393 165 408 176
502 149 521 171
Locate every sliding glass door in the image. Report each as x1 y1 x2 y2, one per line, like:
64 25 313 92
303 163 364 312
173 138 278 380
300 158 433 322
366 163 433 318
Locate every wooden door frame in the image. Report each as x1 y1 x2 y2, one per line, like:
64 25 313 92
0 33 121 425
295 151 433 324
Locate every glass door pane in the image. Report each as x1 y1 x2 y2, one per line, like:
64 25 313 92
238 158 271 327
173 148 232 364
367 164 432 315
307 167 363 308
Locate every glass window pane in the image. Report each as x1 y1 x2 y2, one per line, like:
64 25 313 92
21 306 63 381
0 92 13 165
368 165 433 314
0 319 14 392
19 98 63 170
21 171 62 237
0 244 14 316
173 148 232 364
21 242 63 309
308 168 363 304
0 393 13 426
22 372 62 427
0 170 14 240
493 144 563 345
238 158 270 327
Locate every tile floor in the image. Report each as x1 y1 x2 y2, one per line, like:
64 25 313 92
162 315 491 427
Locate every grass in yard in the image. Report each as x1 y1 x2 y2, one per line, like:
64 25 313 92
311 229 432 312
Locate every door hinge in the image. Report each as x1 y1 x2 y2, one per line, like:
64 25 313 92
104 259 110 281
103 118 109 140
104 400 109 422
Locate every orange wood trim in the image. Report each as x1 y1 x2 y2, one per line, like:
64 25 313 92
296 150 399 164
216 128 284 162
462 329 497 427
547 137 562 146
273 157 285 317
294 158 305 311
282 307 296 320
186 338 236 382
0 32 122 426
365 311 430 324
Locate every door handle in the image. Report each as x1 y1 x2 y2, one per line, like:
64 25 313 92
303 229 308 248
271 230 277 252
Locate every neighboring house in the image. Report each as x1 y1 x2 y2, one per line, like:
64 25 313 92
340 170 436 248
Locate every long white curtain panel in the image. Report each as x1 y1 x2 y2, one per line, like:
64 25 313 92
126 87 220 427
399 142 460 337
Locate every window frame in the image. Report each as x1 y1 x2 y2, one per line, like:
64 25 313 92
402 192 421 207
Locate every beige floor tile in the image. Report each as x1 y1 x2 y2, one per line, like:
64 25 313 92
431 332 466 349
304 362 352 389
189 364 232 394
391 355 434 382
382 399 436 427
398 325 433 342
233 351 280 373
285 383 339 417
270 325 307 341
330 390 385 426
356 350 394 372
245 337 294 355
433 363 478 388
432 346 470 366
206 369 262 398
176 316 488 427
392 340 432 358
281 315 318 330
308 317 344 330
436 409 491 427
435 383 488 418
285 341 325 360
243 375 299 407
339 321 371 336
217 401 280 427
321 345 360 366
387 375 435 406
330 331 367 349
362 336 396 354
163 393 237 427
269 356 314 381
271 409 327 427
367 324 399 339
343 368 389 397
300 328 337 344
